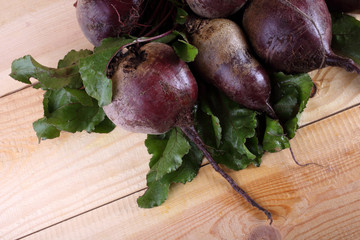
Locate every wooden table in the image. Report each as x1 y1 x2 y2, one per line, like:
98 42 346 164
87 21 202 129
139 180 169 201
1 1 359 239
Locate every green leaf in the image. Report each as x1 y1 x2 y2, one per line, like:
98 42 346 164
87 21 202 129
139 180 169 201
58 49 93 68
41 88 106 134
79 38 133 106
153 32 178 44
44 88 95 117
10 55 80 89
245 135 264 167
197 84 258 170
138 139 203 208
46 104 105 133
271 72 313 138
199 101 222 148
93 37 135 54
175 8 188 25
331 13 360 64
33 118 60 142
93 116 116 133
146 128 191 180
145 133 170 168
137 170 171 208
172 40 198 62
263 117 290 152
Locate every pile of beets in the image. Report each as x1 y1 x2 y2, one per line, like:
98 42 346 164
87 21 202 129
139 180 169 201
74 0 360 223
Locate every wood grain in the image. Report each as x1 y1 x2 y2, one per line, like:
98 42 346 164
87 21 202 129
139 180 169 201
0 1 360 240
17 107 360 240
0 88 151 239
0 0 92 97
300 67 360 125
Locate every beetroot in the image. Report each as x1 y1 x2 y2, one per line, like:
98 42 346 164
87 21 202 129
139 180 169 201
104 42 198 134
103 42 273 223
185 0 247 18
75 0 146 46
326 0 360 12
242 0 360 74
187 18 276 118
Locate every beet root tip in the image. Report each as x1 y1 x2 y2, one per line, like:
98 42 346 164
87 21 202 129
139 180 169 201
325 53 360 75
180 125 273 224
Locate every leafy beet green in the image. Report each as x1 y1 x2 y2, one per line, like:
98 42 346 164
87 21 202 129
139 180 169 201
262 117 290 153
138 129 203 208
79 38 134 106
34 88 107 141
9 41 132 140
33 118 61 142
197 84 260 170
331 13 360 65
271 72 313 139
10 55 83 90
92 117 116 134
150 128 191 180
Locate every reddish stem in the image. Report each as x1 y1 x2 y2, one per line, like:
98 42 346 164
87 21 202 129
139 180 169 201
144 5 175 37
326 53 360 74
180 125 273 224
106 29 175 72
138 0 165 36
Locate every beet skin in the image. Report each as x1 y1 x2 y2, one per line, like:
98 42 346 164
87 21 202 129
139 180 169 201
187 18 276 118
242 0 360 74
185 0 247 18
75 0 145 46
103 42 198 134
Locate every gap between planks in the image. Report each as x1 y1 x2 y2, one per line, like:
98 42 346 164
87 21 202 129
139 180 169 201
13 102 360 240
15 188 147 240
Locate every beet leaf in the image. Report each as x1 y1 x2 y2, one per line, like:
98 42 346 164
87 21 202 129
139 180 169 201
138 129 202 208
271 73 313 139
331 13 360 65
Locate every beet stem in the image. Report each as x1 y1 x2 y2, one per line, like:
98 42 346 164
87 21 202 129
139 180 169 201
180 125 273 224
138 0 164 36
265 103 278 119
144 4 175 37
325 53 360 74
290 146 326 168
106 29 175 71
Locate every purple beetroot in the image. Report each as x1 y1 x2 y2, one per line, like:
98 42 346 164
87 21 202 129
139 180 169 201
186 18 276 118
242 0 360 74
185 0 247 18
75 0 146 46
103 42 273 223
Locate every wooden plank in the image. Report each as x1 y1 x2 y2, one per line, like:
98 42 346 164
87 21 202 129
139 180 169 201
0 0 92 97
19 106 360 240
0 2 360 240
0 70 359 239
300 68 360 125
0 88 151 239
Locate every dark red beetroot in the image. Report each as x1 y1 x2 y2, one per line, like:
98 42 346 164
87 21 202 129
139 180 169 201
75 0 146 46
104 42 198 134
185 0 247 18
326 0 360 12
187 18 276 118
103 42 273 223
242 0 360 74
